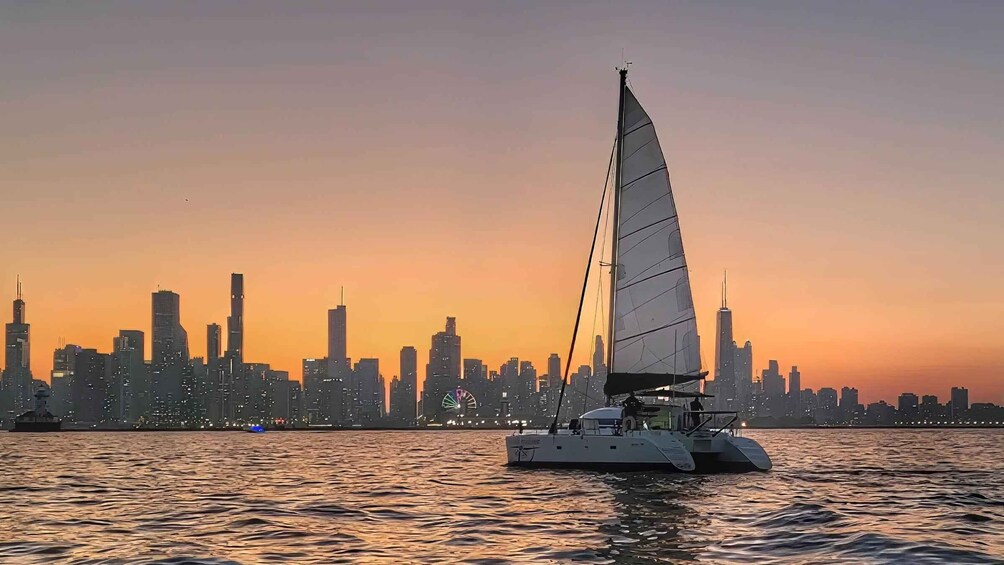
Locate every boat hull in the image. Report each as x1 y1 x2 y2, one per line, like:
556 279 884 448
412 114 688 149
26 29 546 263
505 430 770 473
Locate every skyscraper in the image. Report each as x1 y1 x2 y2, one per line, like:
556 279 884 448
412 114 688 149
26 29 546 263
499 357 519 419
111 330 146 422
714 276 736 411
423 317 461 422
2 278 33 415
817 387 838 423
462 357 485 416
587 336 606 411
787 366 801 416
264 369 290 423
151 290 189 424
49 344 77 419
327 304 348 423
898 392 919 420
761 360 785 417
206 323 223 423
226 274 244 362
950 386 969 418
222 275 245 424
207 324 221 363
301 357 327 424
71 348 110 424
517 360 537 417
733 341 753 416
399 346 418 424
352 358 381 424
547 353 562 388
839 387 859 423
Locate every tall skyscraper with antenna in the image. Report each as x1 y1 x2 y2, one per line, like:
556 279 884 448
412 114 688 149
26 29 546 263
2 276 33 414
714 272 736 411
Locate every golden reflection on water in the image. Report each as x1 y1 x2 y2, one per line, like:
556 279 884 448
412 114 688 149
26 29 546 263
0 429 1001 563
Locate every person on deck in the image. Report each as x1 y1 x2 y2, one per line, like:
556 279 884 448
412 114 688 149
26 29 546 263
622 392 644 431
689 397 704 429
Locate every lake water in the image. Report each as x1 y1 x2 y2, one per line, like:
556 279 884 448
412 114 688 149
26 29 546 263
1 429 1002 563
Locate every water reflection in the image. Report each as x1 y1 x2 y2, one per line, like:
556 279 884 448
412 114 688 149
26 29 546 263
0 429 1001 563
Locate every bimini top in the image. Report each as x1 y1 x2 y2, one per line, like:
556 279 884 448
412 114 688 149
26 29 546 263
635 389 714 399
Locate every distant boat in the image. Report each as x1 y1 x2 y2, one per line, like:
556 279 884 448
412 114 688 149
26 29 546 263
12 387 61 432
505 68 771 472
246 425 266 433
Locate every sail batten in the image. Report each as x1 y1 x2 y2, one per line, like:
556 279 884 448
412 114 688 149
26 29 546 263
607 86 702 395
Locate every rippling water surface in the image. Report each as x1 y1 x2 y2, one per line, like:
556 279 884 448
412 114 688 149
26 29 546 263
1 429 1002 563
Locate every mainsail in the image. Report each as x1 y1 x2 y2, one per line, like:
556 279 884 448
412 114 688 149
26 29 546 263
604 86 704 396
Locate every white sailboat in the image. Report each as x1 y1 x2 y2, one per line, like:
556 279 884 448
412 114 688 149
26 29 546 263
505 68 771 472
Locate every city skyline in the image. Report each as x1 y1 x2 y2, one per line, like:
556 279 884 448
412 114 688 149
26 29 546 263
2 3 1003 406
1 273 1000 408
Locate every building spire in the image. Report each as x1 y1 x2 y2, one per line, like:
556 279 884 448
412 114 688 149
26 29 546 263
16 274 21 301
721 270 728 309
340 286 344 306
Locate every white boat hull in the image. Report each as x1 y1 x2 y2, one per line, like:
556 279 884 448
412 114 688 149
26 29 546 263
505 430 771 473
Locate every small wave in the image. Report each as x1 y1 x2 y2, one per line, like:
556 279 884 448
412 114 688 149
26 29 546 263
750 502 844 528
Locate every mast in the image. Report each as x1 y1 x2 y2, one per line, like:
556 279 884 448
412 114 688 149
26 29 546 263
606 67 627 389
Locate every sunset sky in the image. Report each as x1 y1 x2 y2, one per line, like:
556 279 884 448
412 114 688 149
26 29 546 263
2 1 1002 404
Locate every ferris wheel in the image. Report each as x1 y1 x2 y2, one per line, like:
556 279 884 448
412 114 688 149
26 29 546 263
442 387 478 413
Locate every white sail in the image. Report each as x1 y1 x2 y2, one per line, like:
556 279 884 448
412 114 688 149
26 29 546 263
610 88 701 388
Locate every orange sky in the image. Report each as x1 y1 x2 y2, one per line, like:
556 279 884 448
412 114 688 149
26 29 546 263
2 2 1002 405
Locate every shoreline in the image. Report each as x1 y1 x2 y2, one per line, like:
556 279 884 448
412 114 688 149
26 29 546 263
7 424 1003 433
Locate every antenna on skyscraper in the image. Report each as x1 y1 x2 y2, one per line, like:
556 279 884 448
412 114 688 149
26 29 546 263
16 274 21 300
340 286 344 306
724 270 727 309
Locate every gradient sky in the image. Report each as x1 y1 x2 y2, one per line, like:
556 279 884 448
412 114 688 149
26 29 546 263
2 1 1002 405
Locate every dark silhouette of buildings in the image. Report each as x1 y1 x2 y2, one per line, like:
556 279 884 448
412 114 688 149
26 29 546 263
7 272 999 430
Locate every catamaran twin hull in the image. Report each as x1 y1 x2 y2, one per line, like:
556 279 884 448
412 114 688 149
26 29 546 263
505 430 772 473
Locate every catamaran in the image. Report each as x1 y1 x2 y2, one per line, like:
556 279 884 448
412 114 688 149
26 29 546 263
505 68 771 472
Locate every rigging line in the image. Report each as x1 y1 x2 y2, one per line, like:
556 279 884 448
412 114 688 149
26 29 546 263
613 312 694 353
613 310 693 347
636 342 688 373
623 120 653 137
637 357 688 375
622 136 656 163
619 193 671 229
615 316 696 344
620 264 688 292
624 340 652 373
584 255 604 416
622 164 668 192
550 137 615 435
617 254 680 288
617 279 681 319
620 214 677 243
583 150 613 415
618 223 676 259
